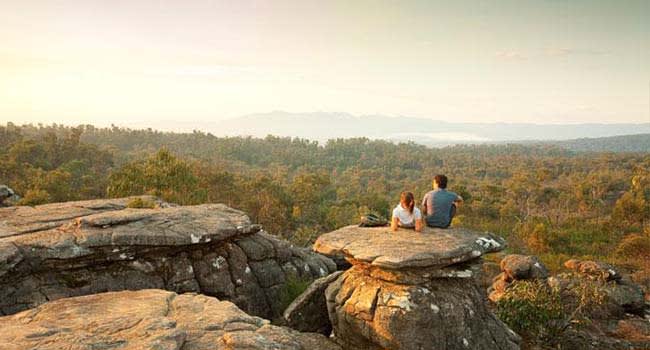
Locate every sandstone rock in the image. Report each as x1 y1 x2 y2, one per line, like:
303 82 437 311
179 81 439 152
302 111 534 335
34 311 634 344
315 226 520 350
501 254 549 281
314 225 506 269
325 266 520 350
284 271 344 335
564 259 622 282
548 273 646 317
604 278 646 316
0 197 336 319
609 317 650 348
488 255 549 303
0 289 341 350
488 273 510 303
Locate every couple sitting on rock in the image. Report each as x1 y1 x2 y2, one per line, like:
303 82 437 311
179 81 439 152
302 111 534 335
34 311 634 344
390 174 464 232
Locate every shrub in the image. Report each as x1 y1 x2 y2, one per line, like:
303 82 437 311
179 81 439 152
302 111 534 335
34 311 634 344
278 275 312 313
126 197 157 209
496 280 565 342
18 189 51 206
496 277 608 346
615 234 650 263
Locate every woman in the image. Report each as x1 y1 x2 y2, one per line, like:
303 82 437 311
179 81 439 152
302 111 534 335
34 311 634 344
391 191 423 232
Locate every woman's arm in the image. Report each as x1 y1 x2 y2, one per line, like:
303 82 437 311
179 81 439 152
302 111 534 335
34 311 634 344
391 217 399 231
415 218 423 232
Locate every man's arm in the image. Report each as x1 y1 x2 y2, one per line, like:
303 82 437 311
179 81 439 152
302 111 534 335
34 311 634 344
454 194 464 207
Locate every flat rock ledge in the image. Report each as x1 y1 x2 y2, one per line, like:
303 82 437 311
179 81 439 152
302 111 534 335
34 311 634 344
0 197 336 319
0 289 341 350
314 226 520 350
313 225 505 270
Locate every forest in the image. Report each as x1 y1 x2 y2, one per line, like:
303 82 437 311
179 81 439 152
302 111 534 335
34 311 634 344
1 123 648 280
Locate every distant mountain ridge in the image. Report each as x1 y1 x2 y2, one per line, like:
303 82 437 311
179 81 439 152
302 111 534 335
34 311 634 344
215 111 650 147
540 133 650 153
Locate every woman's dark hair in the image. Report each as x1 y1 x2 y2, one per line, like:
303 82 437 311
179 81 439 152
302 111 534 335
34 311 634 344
400 191 415 214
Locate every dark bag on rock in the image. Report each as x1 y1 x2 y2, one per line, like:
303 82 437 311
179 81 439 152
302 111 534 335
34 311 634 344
359 213 388 227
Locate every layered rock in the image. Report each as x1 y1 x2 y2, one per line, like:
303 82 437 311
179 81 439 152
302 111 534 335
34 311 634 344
314 225 521 350
0 289 341 350
0 197 336 319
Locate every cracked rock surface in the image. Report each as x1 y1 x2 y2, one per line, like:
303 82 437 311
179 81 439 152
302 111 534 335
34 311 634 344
0 197 336 319
314 226 520 350
0 289 341 350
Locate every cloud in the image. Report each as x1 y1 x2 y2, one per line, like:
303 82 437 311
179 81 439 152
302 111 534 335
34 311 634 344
494 50 528 61
543 47 610 57
495 47 610 62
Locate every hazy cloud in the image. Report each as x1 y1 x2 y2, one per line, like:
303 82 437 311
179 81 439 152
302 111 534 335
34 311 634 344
543 47 610 57
495 50 528 61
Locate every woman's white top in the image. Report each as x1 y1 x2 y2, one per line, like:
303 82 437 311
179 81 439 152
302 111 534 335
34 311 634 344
392 204 422 227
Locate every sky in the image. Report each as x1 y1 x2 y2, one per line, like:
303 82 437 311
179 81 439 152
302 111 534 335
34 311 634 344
0 0 648 129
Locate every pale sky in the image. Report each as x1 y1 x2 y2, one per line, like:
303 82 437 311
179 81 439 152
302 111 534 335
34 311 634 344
1 0 648 128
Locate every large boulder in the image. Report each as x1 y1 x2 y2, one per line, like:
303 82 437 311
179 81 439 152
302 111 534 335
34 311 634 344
564 259 622 282
500 254 549 281
488 254 549 302
0 289 341 350
315 225 521 350
0 197 336 319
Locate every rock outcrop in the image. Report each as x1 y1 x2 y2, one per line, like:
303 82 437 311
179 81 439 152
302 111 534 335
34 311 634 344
314 225 521 350
0 289 341 350
549 260 645 317
0 197 336 319
564 259 621 282
488 254 549 302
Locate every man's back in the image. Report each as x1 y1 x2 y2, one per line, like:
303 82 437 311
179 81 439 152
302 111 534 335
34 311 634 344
422 188 458 228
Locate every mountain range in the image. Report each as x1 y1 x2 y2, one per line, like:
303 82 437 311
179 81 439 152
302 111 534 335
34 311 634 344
214 111 650 147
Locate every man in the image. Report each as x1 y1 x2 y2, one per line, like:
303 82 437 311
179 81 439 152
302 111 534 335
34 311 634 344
421 175 463 228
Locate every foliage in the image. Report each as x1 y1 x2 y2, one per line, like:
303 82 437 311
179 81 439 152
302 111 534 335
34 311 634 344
1 124 113 203
277 275 312 314
108 149 206 205
496 280 565 342
2 123 650 268
614 233 650 270
496 278 609 347
126 197 157 209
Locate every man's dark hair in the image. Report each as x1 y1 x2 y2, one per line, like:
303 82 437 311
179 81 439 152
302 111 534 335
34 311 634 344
434 174 448 189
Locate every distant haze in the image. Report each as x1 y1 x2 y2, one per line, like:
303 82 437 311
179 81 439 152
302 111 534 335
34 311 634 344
1 0 649 127
214 111 650 145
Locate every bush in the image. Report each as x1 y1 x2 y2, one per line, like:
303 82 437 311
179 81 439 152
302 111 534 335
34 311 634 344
18 189 51 206
496 280 565 342
126 197 157 209
278 275 312 313
496 277 609 347
615 234 650 263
